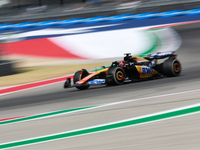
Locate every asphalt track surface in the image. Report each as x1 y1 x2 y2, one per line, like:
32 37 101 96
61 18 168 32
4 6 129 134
0 22 200 150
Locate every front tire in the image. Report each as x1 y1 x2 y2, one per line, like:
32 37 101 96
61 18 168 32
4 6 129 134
106 67 125 85
163 58 181 77
73 69 90 90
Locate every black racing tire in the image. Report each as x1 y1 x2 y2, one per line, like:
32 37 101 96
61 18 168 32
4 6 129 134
73 69 90 90
106 67 125 85
163 58 181 77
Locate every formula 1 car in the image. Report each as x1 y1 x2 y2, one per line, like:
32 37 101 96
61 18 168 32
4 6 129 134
64 52 181 90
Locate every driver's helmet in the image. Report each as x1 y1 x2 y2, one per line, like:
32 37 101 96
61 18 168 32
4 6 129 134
119 60 125 68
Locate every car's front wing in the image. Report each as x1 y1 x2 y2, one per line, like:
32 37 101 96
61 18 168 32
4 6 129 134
64 78 106 88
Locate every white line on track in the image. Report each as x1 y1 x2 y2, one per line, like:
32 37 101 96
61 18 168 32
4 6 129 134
2 88 200 125
100 88 200 107
1 102 200 149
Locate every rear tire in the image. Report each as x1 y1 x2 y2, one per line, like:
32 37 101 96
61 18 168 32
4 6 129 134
106 67 125 85
163 58 181 77
73 69 90 90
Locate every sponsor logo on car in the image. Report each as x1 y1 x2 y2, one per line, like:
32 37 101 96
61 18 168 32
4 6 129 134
88 79 105 84
142 67 153 74
150 52 172 58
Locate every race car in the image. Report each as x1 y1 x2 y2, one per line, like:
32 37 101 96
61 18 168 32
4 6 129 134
64 52 181 90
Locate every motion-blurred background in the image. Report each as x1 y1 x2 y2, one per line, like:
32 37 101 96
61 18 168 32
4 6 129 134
0 0 200 86
0 0 200 22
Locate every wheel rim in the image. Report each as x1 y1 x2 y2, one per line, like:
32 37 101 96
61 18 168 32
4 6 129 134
116 71 124 81
174 62 180 73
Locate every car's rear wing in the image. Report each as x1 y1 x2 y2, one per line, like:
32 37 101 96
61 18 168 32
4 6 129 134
145 51 177 60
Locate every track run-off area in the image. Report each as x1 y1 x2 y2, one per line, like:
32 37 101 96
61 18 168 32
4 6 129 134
0 22 200 149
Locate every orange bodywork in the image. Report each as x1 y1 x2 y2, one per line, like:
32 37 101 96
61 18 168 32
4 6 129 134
133 56 158 78
77 68 108 84
132 56 149 63
135 66 158 78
